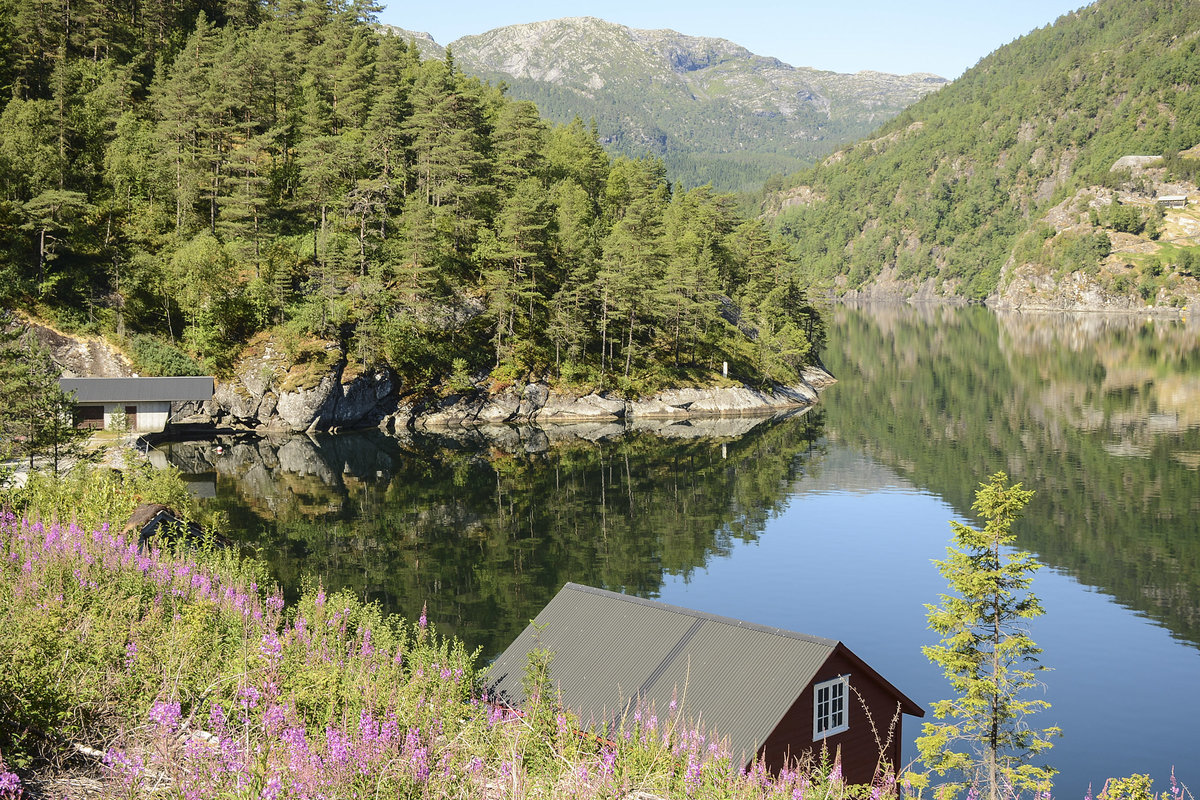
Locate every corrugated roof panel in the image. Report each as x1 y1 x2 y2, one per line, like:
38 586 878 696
647 620 832 764
486 584 838 763
60 377 214 403
488 587 694 727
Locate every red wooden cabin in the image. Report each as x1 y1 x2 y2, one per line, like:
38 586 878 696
487 583 923 784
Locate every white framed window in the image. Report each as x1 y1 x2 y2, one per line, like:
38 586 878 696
813 675 849 739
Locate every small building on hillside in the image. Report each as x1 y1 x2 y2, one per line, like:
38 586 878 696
59 376 214 433
487 583 923 784
1156 195 1189 208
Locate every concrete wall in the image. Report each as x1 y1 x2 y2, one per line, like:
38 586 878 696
103 401 170 432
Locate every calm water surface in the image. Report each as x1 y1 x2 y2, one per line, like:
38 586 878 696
167 305 1200 796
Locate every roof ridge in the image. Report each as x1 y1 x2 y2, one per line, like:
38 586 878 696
562 583 839 648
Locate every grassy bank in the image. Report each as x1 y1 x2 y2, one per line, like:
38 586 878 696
0 468 1190 800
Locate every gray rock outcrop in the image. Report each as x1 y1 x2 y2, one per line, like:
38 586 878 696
208 339 399 433
410 366 834 428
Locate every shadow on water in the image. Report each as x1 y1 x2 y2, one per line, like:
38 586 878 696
823 304 1200 648
155 409 829 657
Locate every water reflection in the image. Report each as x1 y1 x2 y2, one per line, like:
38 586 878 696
825 304 1200 646
157 410 827 656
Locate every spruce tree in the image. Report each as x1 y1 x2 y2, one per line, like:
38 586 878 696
918 472 1060 800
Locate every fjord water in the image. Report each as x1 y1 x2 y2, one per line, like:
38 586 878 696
176 305 1200 795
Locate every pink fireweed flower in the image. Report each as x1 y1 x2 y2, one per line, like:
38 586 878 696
410 747 429 782
358 710 378 744
238 684 260 710
262 703 286 733
419 604 427 629
0 767 21 798
260 632 282 662
600 747 616 777
324 727 352 769
149 700 182 729
685 754 702 795
359 627 373 658
103 749 144 787
260 774 282 800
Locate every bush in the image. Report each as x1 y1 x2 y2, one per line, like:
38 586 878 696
127 334 205 377
4 459 197 531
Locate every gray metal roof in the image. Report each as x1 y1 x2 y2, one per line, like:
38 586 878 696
487 583 842 765
60 377 214 403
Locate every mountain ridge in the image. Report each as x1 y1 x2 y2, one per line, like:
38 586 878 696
380 17 946 192
763 0 1200 311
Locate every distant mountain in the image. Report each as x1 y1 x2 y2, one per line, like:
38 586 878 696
381 18 946 193
763 0 1200 310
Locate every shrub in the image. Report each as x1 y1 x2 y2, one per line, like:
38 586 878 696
126 334 205 377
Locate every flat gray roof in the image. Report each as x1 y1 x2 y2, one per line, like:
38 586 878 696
60 377 214 403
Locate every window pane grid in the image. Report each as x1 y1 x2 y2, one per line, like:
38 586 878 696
813 676 849 740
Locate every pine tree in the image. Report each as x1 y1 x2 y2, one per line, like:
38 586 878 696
0 323 91 473
918 472 1060 800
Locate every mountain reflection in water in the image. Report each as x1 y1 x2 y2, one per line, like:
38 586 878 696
825 304 1200 647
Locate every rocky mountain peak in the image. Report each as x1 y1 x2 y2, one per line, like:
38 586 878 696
377 16 946 192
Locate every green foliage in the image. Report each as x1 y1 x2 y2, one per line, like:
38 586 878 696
1050 231 1111 278
6 459 196 531
0 6 821 393
1097 201 1162 239
769 0 1200 298
918 472 1059 800
0 319 93 474
126 333 205 376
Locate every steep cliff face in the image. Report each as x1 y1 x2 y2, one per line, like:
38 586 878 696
382 17 945 191
23 319 135 377
207 338 398 433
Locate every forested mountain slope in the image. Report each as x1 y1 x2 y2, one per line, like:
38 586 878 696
383 18 946 194
0 0 822 404
765 0 1200 309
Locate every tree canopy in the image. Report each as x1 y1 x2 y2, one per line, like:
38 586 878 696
0 0 823 396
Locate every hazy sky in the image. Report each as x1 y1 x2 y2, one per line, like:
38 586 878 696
376 1 1087 80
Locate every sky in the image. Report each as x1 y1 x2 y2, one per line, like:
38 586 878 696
376 0 1088 80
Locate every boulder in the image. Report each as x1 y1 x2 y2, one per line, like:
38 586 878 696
477 395 520 423
275 372 340 432
516 382 550 418
536 393 628 422
324 369 396 428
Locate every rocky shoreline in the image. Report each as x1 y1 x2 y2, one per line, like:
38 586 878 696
185 361 836 435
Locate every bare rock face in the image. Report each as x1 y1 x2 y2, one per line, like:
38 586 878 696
212 337 398 432
412 370 834 428
325 370 396 430
536 393 628 422
23 320 134 377
275 372 340 432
